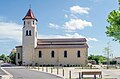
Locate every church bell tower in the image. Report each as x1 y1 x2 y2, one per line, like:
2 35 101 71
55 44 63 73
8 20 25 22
22 8 38 65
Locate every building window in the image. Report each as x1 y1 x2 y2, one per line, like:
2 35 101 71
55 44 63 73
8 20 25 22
39 51 42 58
77 51 80 57
26 30 28 36
33 21 34 25
64 50 67 58
29 30 31 36
51 51 55 58
24 21 25 25
18 53 20 59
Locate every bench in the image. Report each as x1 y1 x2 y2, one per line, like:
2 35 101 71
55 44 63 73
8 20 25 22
81 70 102 78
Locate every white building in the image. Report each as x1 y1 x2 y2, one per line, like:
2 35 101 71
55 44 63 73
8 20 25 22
112 57 120 64
16 8 88 66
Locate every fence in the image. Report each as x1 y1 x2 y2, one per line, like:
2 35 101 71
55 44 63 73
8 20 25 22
26 65 102 79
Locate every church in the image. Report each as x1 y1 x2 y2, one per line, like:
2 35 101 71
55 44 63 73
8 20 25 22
16 8 88 66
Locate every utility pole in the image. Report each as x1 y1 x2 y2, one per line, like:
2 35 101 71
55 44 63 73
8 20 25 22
103 42 112 68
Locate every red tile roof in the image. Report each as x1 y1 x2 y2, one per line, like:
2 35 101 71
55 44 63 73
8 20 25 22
36 38 88 48
37 38 87 43
36 43 88 49
22 9 37 21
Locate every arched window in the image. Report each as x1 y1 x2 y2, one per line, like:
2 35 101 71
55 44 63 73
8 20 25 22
33 21 34 25
51 51 55 58
26 30 28 36
77 50 80 57
39 51 42 58
29 30 31 36
18 53 20 59
64 50 67 58
24 21 25 25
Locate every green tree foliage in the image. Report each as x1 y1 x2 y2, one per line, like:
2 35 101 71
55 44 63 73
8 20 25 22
0 54 7 62
88 55 107 64
106 0 120 42
118 0 120 5
9 49 16 64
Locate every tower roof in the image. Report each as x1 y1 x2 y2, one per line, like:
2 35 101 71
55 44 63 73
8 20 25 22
22 9 37 21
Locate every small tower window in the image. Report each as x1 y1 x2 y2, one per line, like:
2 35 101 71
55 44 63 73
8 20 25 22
51 51 55 58
24 21 25 25
26 30 28 36
77 51 80 57
29 30 31 36
64 50 67 58
33 21 34 25
18 53 20 59
39 51 42 58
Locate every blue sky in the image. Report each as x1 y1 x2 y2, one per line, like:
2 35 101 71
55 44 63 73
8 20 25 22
0 0 120 57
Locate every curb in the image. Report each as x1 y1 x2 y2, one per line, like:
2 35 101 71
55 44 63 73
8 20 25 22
30 69 64 79
1 68 13 79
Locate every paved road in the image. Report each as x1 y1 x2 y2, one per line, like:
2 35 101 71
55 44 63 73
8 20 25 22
4 67 63 79
95 65 120 79
102 69 120 79
0 68 7 75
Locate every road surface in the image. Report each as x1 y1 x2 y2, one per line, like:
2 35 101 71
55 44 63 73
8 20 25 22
4 67 63 79
95 65 120 79
0 68 7 75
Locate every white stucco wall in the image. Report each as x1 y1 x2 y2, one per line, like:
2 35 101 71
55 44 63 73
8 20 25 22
22 19 37 65
34 47 88 66
16 46 22 65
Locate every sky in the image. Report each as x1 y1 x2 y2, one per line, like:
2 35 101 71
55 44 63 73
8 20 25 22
0 0 120 57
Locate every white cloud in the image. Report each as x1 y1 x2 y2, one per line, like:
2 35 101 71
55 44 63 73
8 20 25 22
0 22 22 42
39 33 98 42
48 23 60 29
64 14 78 20
0 20 96 43
70 5 90 14
69 14 78 19
64 14 68 18
48 6 92 31
87 38 98 42
64 19 92 31
65 33 98 41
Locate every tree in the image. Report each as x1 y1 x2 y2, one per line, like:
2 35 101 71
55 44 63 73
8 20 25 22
0 54 7 62
88 55 95 60
106 0 120 42
9 49 16 64
88 55 107 64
